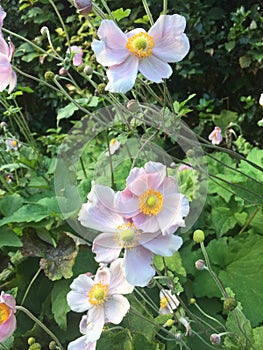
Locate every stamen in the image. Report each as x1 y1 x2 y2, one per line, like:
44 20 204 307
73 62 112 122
115 222 141 249
0 303 10 324
126 32 155 59
160 296 169 309
139 189 163 216
88 283 109 306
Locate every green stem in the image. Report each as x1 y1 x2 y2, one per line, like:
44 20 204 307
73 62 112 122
20 267 42 306
16 306 64 350
92 3 107 19
0 343 9 350
141 0 154 25
163 0 168 14
238 207 260 235
100 0 115 20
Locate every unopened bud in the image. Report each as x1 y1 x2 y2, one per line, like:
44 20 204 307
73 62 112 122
97 83 107 95
74 0 92 16
44 71 55 82
165 319 174 327
210 333 221 345
193 229 205 243
186 149 195 158
195 259 205 270
190 298 196 304
83 65 93 75
59 67 68 76
40 26 49 36
223 297 237 311
49 341 57 350
0 121 7 129
28 343 42 350
28 337 36 346
127 99 139 112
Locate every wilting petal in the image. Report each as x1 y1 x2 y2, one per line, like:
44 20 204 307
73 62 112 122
67 274 94 312
86 306 105 342
94 266 110 285
109 259 134 295
92 20 128 66
124 246 155 286
106 55 139 93
139 55 172 83
142 233 183 256
104 295 130 324
93 232 122 263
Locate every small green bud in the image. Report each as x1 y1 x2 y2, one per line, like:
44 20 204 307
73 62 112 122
166 319 174 327
49 341 57 350
190 298 196 304
186 149 195 158
127 99 139 112
195 259 206 270
28 337 36 346
28 343 42 350
223 297 237 311
97 83 107 95
44 71 55 82
210 333 221 345
193 229 205 243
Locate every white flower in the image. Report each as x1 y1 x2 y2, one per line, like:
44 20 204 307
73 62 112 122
159 289 180 315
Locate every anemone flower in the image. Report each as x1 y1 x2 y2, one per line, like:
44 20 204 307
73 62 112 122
68 315 96 350
78 184 183 287
116 161 189 235
0 36 17 93
92 14 190 93
0 292 16 342
68 45 83 67
67 259 133 343
159 289 180 315
208 126 223 145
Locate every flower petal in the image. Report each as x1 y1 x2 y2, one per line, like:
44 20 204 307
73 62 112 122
133 212 160 233
106 55 139 93
94 265 110 285
67 274 94 312
142 233 183 256
8 70 17 93
115 189 140 218
92 20 129 66
93 232 122 263
86 306 105 342
68 336 96 350
138 55 172 83
124 246 155 286
104 295 130 324
109 258 134 295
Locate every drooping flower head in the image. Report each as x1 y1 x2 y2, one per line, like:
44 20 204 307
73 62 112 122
208 126 223 145
0 35 17 93
92 15 190 93
68 45 83 67
68 315 96 350
78 184 183 286
116 161 189 235
0 292 16 342
67 259 134 344
159 289 180 315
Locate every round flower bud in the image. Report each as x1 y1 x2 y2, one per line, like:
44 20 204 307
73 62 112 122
223 297 237 311
28 343 42 350
83 65 93 75
127 99 139 112
49 341 57 350
40 26 49 36
195 259 205 270
59 67 68 76
186 149 195 158
28 337 36 346
165 319 174 327
97 83 107 95
0 121 7 129
190 298 196 304
44 71 55 82
74 0 92 16
210 333 221 345
193 229 205 243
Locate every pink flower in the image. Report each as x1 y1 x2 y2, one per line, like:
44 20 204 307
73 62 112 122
0 6 6 27
68 45 83 67
0 292 16 342
68 315 96 350
67 259 133 343
92 15 190 93
208 126 223 145
116 161 189 235
159 289 180 315
0 36 17 93
78 184 183 286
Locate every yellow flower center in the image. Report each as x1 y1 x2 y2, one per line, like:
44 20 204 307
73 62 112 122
126 32 155 59
110 139 117 146
0 303 10 325
11 140 17 147
139 189 163 216
115 222 141 249
160 296 169 309
88 283 109 306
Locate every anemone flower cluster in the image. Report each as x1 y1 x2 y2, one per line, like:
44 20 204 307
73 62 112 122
0 6 17 94
67 259 134 349
78 161 189 287
92 14 190 93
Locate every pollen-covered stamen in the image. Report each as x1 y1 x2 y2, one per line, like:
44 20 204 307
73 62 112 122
126 32 155 59
115 222 141 249
11 140 17 148
160 296 169 309
139 189 163 216
0 303 10 324
88 283 109 306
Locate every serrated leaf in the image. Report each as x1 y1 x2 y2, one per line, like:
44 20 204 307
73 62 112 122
51 280 71 330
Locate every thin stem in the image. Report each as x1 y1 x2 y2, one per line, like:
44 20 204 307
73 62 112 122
92 3 107 19
100 0 115 20
238 207 260 235
16 306 64 350
193 302 226 330
0 343 9 350
20 267 42 306
141 0 154 25
163 0 168 14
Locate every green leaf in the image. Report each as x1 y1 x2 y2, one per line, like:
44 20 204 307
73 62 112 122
133 333 162 350
51 279 71 330
111 8 131 22
57 102 79 125
253 326 263 349
97 329 132 350
0 193 24 217
0 227 22 248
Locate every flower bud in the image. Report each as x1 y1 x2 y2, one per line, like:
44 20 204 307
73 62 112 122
193 229 205 243
49 341 57 350
195 259 205 270
127 99 139 112
210 333 221 345
74 0 92 16
59 67 68 76
28 343 42 350
190 298 196 304
186 149 195 158
97 83 107 95
28 337 36 346
40 26 49 36
164 319 174 327
83 65 93 75
223 297 237 311
44 71 55 82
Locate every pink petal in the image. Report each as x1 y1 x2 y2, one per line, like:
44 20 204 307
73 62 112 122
67 274 94 312
105 55 139 93
0 36 9 56
8 70 17 93
86 306 105 342
133 212 160 233
92 20 129 66
108 259 134 295
138 55 172 83
142 233 182 256
124 246 155 286
115 189 140 218
104 295 130 324
0 7 6 27
93 232 122 263
159 177 178 195
94 266 110 285
0 314 16 342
